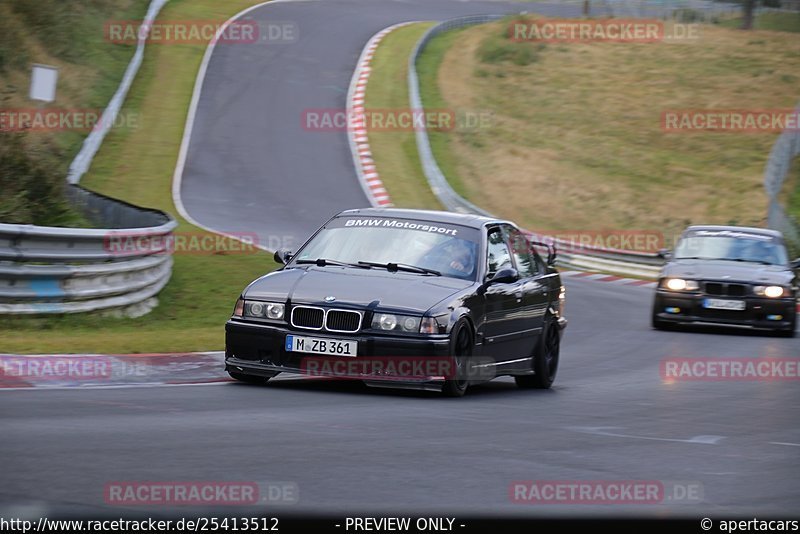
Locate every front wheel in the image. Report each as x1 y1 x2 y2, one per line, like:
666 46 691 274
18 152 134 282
441 319 473 397
515 317 560 389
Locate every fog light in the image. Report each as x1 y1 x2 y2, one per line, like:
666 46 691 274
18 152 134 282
665 307 681 314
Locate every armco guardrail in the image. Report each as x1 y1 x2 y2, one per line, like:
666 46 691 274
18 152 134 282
764 102 800 253
408 15 664 278
0 185 177 316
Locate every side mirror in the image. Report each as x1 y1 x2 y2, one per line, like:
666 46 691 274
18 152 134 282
547 248 557 266
657 248 672 260
488 267 519 285
274 248 293 265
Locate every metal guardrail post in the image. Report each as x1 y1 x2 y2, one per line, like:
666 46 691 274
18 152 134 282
0 186 177 317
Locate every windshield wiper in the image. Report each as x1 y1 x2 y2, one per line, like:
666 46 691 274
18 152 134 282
676 256 775 265
295 258 366 268
728 258 775 266
357 261 441 276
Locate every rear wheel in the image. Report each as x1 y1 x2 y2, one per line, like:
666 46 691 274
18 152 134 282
516 317 560 389
441 319 473 397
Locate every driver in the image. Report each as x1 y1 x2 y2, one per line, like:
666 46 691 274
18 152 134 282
445 239 475 275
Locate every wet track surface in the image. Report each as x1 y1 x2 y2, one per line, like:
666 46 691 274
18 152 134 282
3 0 798 519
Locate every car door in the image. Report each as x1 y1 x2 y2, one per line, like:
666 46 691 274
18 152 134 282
506 227 549 363
481 226 527 363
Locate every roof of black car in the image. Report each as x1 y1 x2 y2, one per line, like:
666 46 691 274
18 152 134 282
685 225 784 239
338 208 502 228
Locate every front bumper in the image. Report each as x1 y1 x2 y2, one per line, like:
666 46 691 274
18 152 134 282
225 319 452 389
653 290 796 330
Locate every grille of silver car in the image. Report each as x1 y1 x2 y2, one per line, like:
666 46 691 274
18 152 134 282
290 306 361 333
704 282 748 297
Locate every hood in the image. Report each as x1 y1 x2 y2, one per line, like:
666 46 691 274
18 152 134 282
244 266 472 314
662 259 795 286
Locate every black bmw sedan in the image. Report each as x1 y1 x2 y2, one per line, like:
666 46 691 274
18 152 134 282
652 225 799 336
225 208 567 396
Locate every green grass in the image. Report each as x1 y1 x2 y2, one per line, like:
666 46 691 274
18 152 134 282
415 27 474 201
364 23 441 209
718 11 800 32
1 0 278 354
786 156 800 226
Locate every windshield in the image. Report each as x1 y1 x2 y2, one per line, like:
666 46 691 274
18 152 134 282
292 217 481 280
674 232 788 266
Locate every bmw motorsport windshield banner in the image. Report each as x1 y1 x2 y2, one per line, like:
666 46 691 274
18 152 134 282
328 216 480 242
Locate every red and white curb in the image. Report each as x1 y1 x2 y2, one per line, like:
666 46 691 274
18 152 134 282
347 22 420 208
560 270 657 288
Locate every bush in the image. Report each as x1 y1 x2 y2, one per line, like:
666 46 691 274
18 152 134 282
0 133 85 226
0 5 28 72
477 22 543 67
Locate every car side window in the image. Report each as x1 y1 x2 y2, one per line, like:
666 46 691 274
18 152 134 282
486 228 513 276
508 228 539 278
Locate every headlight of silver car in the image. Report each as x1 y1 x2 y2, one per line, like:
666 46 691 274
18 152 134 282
754 285 786 298
662 278 700 291
371 313 421 333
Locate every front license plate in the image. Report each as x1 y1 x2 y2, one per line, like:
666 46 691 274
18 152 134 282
703 298 746 311
285 335 357 357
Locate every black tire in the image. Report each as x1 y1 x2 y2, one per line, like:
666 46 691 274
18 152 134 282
441 319 473 397
227 371 271 385
515 317 560 389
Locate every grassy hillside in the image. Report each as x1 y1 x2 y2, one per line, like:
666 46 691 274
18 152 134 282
0 0 146 225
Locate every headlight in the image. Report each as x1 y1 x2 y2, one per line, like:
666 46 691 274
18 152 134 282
371 313 421 332
558 285 566 315
265 303 285 320
244 300 285 320
755 285 785 298
664 278 699 291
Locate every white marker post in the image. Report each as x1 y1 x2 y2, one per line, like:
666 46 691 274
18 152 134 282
29 64 59 103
